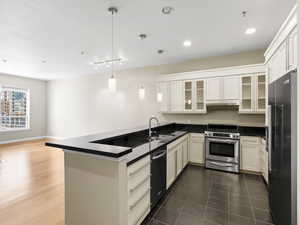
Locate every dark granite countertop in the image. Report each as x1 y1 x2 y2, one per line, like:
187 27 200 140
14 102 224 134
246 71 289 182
46 122 266 163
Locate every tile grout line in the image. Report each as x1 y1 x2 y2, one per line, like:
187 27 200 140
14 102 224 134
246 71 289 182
244 174 258 225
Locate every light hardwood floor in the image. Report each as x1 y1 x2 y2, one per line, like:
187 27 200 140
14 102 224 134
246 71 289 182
0 139 64 225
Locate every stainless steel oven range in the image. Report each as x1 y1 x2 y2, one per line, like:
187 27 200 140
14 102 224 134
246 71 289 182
205 130 240 173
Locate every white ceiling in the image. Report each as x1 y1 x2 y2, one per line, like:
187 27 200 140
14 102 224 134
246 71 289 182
0 0 296 80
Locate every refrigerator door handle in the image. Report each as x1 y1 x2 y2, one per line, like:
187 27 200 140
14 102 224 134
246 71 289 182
268 105 272 173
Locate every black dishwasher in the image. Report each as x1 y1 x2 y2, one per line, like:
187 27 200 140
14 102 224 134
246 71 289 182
150 147 167 208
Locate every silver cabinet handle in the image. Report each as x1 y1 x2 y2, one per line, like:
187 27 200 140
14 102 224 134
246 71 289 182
152 151 166 160
207 138 237 144
129 188 150 211
129 175 150 193
129 162 150 177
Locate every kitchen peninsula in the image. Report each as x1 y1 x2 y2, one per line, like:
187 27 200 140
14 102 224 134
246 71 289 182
46 122 266 225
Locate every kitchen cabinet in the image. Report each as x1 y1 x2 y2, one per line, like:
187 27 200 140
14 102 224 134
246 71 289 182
206 76 240 104
127 156 151 225
157 64 265 114
287 27 298 71
182 80 206 113
256 74 267 112
183 81 193 111
176 144 183 176
260 141 268 184
240 137 261 172
189 133 205 164
166 134 189 189
270 42 288 84
223 76 240 100
206 78 222 102
157 82 170 112
239 74 266 114
170 81 183 112
182 138 188 168
166 147 176 189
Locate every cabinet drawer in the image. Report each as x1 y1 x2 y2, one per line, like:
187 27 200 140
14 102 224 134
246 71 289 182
241 136 260 145
190 133 204 138
128 179 150 210
128 189 150 225
128 156 150 177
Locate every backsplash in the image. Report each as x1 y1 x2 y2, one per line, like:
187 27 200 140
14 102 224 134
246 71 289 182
161 108 265 127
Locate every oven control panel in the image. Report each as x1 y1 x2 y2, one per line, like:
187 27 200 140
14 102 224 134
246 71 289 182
205 131 240 140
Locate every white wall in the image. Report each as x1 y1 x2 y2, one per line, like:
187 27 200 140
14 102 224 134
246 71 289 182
47 49 265 138
46 67 160 138
0 73 47 142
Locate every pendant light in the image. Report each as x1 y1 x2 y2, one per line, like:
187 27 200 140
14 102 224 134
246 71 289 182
139 86 145 99
138 34 147 100
108 7 118 92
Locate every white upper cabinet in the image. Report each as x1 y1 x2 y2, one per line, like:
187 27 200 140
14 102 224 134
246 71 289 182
256 74 267 112
223 76 240 100
183 80 206 113
240 75 254 112
287 27 298 71
157 82 170 112
239 74 266 114
170 81 183 112
265 5 297 84
183 81 193 111
194 80 206 112
206 78 222 101
157 64 265 114
206 76 240 104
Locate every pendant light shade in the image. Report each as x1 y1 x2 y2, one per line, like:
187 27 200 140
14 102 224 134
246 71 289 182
139 86 145 99
108 76 116 92
157 92 163 102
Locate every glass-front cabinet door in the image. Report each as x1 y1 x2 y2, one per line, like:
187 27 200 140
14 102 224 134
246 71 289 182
195 80 205 112
184 81 193 111
256 74 266 112
240 76 253 112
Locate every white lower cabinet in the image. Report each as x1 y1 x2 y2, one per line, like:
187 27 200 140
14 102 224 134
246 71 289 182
260 142 268 184
166 134 189 189
240 137 262 173
176 144 183 176
166 147 176 189
189 133 205 164
182 138 188 167
127 156 151 225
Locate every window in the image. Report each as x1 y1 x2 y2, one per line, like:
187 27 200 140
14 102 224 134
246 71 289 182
0 86 30 131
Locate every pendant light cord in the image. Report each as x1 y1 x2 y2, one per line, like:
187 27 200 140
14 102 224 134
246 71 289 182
111 9 114 79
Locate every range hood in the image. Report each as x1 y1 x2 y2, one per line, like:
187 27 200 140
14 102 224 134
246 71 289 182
206 99 240 106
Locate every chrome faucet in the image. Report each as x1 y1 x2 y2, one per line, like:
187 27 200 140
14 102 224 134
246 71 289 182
149 116 159 140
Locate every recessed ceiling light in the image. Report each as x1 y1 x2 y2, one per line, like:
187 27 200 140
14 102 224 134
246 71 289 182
139 34 147 40
2 59 7 63
183 40 192 47
42 60 47 63
162 6 174 15
245 28 256 35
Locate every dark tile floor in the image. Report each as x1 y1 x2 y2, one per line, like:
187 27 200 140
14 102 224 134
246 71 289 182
142 165 274 225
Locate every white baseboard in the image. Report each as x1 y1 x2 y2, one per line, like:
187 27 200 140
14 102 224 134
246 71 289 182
45 136 66 140
0 136 67 145
0 136 47 145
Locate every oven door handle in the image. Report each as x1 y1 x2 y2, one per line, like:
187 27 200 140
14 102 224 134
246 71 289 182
209 161 233 167
206 138 238 144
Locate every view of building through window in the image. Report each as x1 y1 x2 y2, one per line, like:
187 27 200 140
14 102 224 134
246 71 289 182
0 87 29 130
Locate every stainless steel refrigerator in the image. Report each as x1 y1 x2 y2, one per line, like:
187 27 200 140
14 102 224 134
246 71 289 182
268 69 297 225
